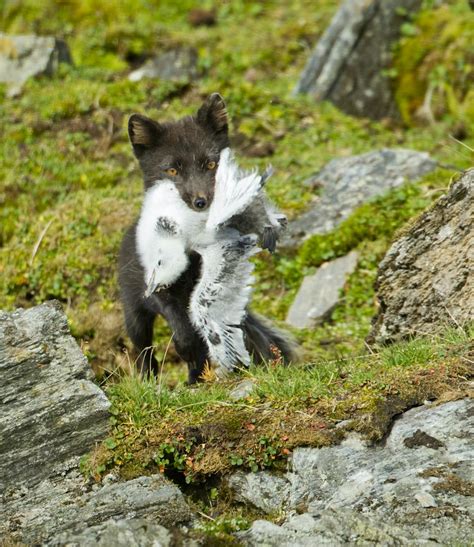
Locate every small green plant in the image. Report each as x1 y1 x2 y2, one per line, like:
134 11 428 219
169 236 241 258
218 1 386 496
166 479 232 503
229 435 288 473
196 513 252 540
153 437 196 482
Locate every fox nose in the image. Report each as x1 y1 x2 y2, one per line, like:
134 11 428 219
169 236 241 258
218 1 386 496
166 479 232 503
194 197 207 210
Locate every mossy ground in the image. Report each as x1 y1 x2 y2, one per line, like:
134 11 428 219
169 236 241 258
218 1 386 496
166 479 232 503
1 0 473 376
79 327 473 537
393 2 474 127
1 0 473 532
84 328 472 483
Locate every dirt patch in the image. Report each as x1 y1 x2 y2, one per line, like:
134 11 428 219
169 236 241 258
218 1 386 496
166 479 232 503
403 429 445 449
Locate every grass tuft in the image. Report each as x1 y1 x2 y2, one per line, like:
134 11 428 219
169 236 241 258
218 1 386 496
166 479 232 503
82 327 472 483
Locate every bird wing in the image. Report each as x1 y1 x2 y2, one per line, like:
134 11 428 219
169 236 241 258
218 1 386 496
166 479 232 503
206 148 266 231
189 233 259 375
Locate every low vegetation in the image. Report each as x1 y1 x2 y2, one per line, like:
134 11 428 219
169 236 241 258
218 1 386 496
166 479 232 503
1 0 473 539
82 327 472 485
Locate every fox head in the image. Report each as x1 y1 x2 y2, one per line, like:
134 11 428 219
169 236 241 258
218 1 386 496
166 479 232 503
128 93 229 211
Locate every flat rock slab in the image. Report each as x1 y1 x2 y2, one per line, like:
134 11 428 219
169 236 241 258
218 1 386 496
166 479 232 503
284 148 436 248
2 471 193 544
232 398 474 545
294 0 422 120
0 33 71 96
129 47 199 82
286 251 358 328
240 509 427 546
47 519 175 547
0 301 110 490
370 168 474 343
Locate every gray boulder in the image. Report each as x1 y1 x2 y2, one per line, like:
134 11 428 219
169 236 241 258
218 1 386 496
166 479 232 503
370 168 474 343
48 519 175 547
286 251 358 328
0 33 71 96
240 509 425 546
129 47 199 82
228 471 290 514
0 301 110 490
294 0 422 120
2 470 193 544
284 148 436 248
232 399 474 545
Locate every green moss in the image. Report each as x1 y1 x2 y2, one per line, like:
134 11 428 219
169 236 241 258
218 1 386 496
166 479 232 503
84 328 471 483
1 0 472 380
298 182 432 273
393 3 474 126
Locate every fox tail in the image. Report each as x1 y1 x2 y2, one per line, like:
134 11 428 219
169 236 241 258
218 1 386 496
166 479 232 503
242 311 299 365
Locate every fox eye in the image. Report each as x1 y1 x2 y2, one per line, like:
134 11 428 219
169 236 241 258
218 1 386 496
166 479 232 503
207 161 217 170
166 167 178 176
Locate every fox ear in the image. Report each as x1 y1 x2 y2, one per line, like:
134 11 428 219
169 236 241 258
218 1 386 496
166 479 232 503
197 93 228 136
128 114 164 157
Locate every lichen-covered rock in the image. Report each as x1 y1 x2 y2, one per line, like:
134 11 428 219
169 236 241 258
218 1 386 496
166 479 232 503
129 47 199 82
239 509 424 546
231 399 474 545
294 0 422 120
2 467 193 544
284 148 436 248
370 169 473 343
228 471 290 514
47 519 175 547
0 301 110 490
0 33 71 96
286 251 358 328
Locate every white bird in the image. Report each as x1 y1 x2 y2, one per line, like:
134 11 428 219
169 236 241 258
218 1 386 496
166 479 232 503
135 148 276 374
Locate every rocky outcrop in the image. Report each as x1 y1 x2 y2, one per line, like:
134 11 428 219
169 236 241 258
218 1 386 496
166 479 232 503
294 0 422 120
2 469 193 545
240 509 428 546
2 471 193 545
47 519 177 547
286 251 358 328
129 47 199 82
0 302 193 544
0 33 71 97
284 148 436 248
370 169 473 343
2 303 472 544
234 398 474 545
0 301 110 490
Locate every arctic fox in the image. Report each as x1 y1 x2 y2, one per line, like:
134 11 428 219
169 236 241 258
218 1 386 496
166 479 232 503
135 148 277 375
119 93 296 382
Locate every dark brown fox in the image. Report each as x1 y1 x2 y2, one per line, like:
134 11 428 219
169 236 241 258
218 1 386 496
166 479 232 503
118 93 296 383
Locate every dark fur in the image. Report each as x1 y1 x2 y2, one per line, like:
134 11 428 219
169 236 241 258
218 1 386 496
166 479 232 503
119 93 297 382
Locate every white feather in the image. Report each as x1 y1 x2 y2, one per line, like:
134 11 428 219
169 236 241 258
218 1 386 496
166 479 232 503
190 233 259 375
206 148 264 231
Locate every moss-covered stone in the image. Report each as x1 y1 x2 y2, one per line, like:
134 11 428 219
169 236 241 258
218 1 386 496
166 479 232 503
393 3 474 127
